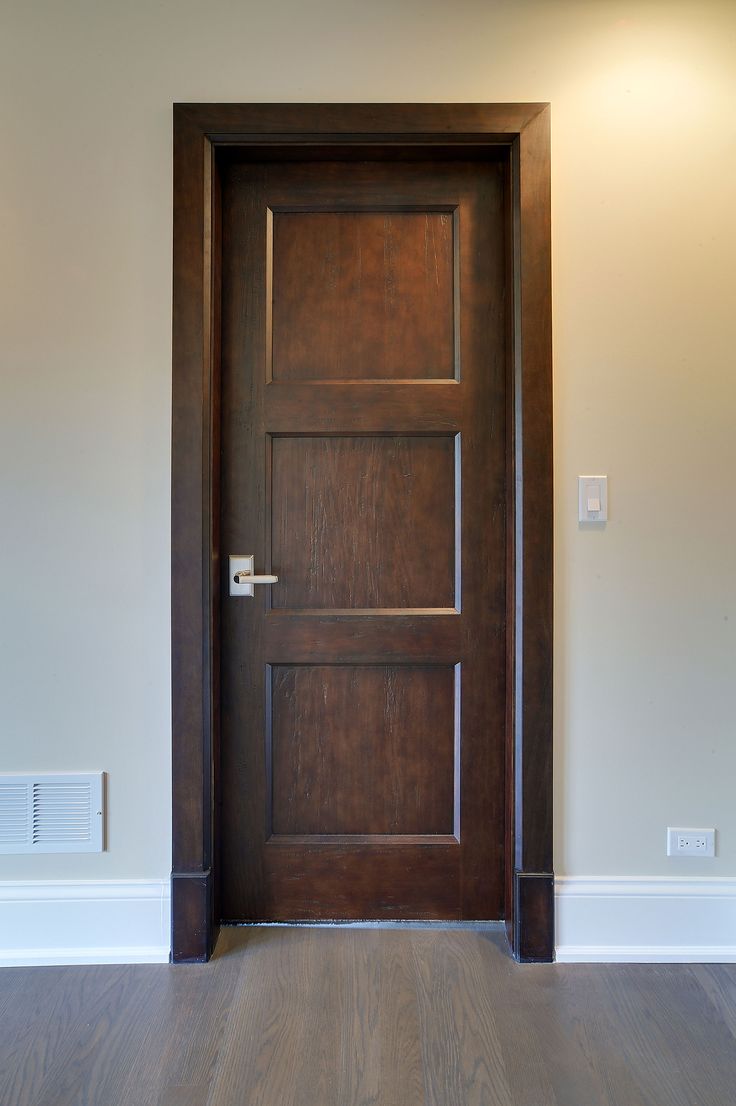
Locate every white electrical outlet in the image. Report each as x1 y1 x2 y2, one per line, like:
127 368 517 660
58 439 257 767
666 827 716 858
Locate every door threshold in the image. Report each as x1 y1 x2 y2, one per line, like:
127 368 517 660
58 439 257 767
221 919 504 930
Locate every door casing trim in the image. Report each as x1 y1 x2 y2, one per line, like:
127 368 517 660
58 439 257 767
171 103 553 962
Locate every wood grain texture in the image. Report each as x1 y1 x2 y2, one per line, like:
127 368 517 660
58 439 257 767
116 929 244 1105
513 106 553 878
171 102 554 961
228 841 462 923
171 870 216 963
171 109 210 878
263 612 462 662
271 210 455 380
0 964 144 1106
3 928 736 1106
220 157 506 922
412 929 512 1105
270 664 456 835
171 110 220 961
513 871 554 963
271 435 456 610
264 380 462 433
175 101 550 138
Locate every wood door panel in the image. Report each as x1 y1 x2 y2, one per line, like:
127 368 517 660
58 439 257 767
256 841 462 920
271 210 455 381
270 435 457 611
263 613 462 663
220 156 507 921
270 664 457 836
264 381 463 433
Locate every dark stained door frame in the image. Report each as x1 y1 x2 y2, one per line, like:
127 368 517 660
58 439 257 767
171 103 553 963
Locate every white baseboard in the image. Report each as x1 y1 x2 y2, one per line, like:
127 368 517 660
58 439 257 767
556 876 736 963
0 879 171 966
3 876 733 966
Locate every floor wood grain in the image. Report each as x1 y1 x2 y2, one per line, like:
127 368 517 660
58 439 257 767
0 927 734 1106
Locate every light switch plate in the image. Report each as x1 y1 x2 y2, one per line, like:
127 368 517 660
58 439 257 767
579 475 608 523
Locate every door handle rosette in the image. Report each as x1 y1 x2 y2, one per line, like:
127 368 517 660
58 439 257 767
229 555 278 597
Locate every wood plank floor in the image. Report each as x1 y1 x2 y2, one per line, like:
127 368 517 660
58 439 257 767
1 926 735 1105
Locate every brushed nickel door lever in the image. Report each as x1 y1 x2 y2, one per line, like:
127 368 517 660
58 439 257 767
229 555 279 597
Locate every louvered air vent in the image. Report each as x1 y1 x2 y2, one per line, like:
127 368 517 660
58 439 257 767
0 773 104 853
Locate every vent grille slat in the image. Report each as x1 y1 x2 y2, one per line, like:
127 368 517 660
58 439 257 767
0 774 103 853
32 811 91 818
33 823 91 829
34 835 92 841
0 784 30 847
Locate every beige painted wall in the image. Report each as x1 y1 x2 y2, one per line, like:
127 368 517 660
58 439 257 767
1 0 734 885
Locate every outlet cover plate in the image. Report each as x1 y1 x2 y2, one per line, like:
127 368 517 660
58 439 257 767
667 827 716 858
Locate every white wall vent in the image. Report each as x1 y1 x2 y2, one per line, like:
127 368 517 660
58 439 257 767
0 773 104 853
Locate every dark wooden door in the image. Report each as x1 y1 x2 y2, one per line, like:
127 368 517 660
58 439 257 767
220 156 508 921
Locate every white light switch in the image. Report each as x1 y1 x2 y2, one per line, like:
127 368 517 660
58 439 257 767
579 475 608 523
